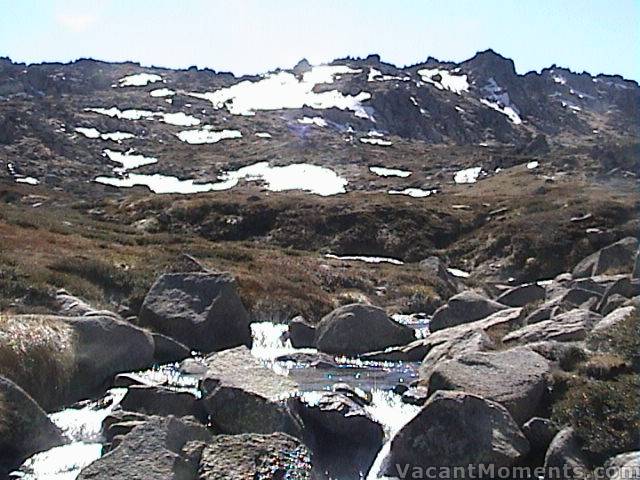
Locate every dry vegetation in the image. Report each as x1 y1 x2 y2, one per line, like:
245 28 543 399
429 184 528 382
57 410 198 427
0 314 76 409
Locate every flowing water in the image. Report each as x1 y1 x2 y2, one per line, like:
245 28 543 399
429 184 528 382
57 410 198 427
13 320 425 480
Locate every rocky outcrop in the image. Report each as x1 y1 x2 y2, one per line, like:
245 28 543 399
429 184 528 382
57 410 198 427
429 291 508 332
151 332 191 363
503 309 602 345
199 346 301 436
383 390 529 476
0 376 66 474
424 347 551 424
138 272 252 352
522 417 560 456
119 386 205 421
314 304 415 355
605 451 640 480
496 283 546 307
573 237 639 278
78 415 212 479
195 432 312 479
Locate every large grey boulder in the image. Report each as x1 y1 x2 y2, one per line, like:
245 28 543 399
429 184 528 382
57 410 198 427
503 309 602 345
588 306 636 350
382 391 529 476
0 376 66 474
314 304 415 355
605 451 640 480
633 249 640 279
195 432 312 479
424 347 551 424
496 283 546 307
429 291 508 332
290 388 384 478
573 237 639 278
543 427 591 479
138 272 252 352
418 329 496 380
78 415 212 480
64 315 155 397
597 277 640 312
199 347 301 436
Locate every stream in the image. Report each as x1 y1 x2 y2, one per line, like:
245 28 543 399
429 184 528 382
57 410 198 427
12 318 428 480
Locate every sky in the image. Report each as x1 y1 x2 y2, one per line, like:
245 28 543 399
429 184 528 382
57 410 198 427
1 0 638 81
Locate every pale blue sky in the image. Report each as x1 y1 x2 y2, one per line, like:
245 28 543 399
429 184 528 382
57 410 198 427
1 0 638 80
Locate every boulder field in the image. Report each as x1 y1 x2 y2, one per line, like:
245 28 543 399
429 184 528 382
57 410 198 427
0 236 638 478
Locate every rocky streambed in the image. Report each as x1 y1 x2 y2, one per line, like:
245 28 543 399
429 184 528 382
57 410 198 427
2 236 640 480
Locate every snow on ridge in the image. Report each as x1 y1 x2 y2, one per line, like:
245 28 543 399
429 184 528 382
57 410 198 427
480 78 522 125
361 137 392 146
417 68 469 95
186 65 373 120
118 73 163 87
368 68 410 82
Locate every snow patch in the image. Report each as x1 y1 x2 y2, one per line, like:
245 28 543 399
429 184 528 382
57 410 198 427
454 166 482 184
103 149 158 172
361 137 392 146
369 166 412 178
187 65 372 120
417 68 469 95
75 127 134 142
176 128 242 144
388 188 436 198
255 132 272 138
297 116 327 127
325 254 404 265
117 73 162 87
149 88 175 97
480 78 522 124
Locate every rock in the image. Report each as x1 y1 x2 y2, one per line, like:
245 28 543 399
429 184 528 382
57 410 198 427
64 315 155 398
605 451 640 480
199 347 301 436
600 294 630 316
120 386 205 421
138 272 252 352
382 391 529 476
496 282 546 307
362 308 522 362
288 316 316 348
597 277 640 312
0 376 66 474
503 309 602 345
419 329 496 380
543 427 591 479
401 386 430 406
633 250 640 279
588 306 636 350
424 347 551 424
522 417 560 455
195 432 312 479
151 332 191 363
560 288 601 306
78 415 212 480
314 304 415 355
102 410 149 445
290 390 383 477
429 291 508 332
419 256 463 298
573 237 639 278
